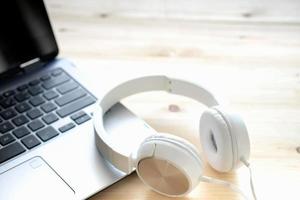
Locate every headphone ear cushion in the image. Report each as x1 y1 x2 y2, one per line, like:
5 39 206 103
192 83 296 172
199 109 235 172
213 107 250 168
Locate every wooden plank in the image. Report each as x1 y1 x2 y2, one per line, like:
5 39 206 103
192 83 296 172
45 0 300 23
47 15 300 67
44 0 300 67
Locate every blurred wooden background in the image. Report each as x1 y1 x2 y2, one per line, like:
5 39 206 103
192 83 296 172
44 0 300 199
45 0 300 65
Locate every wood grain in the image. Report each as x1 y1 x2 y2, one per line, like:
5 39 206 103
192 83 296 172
44 0 300 199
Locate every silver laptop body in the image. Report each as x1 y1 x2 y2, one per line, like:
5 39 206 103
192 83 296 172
0 1 155 199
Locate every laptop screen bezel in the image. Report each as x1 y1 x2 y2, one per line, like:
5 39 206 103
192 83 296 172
0 0 59 77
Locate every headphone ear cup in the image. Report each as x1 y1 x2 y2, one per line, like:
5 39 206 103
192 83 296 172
135 133 203 197
213 107 250 168
199 108 235 172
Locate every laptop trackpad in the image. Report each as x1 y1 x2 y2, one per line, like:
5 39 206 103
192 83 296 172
0 157 74 200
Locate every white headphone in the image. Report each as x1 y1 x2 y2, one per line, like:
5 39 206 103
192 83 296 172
93 75 252 197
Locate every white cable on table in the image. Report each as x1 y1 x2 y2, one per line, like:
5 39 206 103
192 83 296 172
200 176 251 200
241 158 258 200
200 158 258 200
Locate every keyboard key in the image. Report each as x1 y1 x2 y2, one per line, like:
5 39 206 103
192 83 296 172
36 126 59 142
12 115 29 126
17 84 28 91
21 135 41 149
15 102 31 113
43 90 59 100
0 134 15 146
57 81 78 94
0 108 17 120
55 88 86 107
42 113 59 125
15 92 31 102
74 114 91 125
13 126 30 139
40 74 51 81
42 74 70 90
29 79 40 86
27 108 43 119
56 96 96 118
41 102 57 113
3 90 16 97
29 96 45 107
28 85 43 96
70 111 87 120
28 119 45 131
0 142 25 164
0 122 14 133
51 68 63 76
0 98 16 108
59 122 75 133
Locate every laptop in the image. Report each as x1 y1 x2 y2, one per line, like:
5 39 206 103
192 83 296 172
0 1 157 199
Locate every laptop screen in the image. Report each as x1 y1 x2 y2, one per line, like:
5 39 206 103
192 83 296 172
0 0 58 75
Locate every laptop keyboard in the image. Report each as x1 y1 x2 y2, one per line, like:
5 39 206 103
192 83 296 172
0 68 96 164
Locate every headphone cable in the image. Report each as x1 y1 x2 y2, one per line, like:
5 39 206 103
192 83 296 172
241 158 258 200
200 176 251 200
200 159 257 200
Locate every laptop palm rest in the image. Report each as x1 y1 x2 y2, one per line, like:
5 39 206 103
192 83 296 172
0 156 74 200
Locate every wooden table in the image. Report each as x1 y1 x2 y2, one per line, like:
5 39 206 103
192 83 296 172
45 0 300 199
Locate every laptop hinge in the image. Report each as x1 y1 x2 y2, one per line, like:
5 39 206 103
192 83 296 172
0 57 43 80
20 57 45 74
20 57 40 69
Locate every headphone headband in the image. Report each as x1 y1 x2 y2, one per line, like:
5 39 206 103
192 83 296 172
94 75 220 173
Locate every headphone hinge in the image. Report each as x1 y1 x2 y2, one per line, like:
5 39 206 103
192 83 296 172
166 77 173 93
